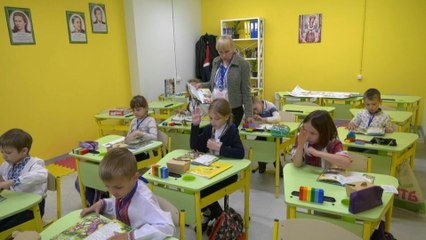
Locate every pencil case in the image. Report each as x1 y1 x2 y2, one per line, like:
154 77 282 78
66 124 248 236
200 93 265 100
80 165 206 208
349 185 383 214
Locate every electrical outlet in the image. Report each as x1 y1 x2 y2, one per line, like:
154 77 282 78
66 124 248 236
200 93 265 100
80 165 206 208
357 74 363 80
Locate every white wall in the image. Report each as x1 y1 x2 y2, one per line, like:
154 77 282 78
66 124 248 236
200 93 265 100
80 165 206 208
125 0 201 101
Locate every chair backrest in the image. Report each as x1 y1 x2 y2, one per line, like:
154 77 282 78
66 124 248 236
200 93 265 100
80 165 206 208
347 151 371 172
273 218 362 240
279 111 296 122
157 131 171 157
156 195 185 240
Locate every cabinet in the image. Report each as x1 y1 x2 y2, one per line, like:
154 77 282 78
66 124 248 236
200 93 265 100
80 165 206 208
124 0 201 101
220 17 264 97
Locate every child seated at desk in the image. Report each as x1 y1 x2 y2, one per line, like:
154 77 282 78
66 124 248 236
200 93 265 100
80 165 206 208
347 88 394 133
292 110 352 169
252 96 283 175
0 128 48 231
80 148 174 240
190 98 244 232
125 95 158 161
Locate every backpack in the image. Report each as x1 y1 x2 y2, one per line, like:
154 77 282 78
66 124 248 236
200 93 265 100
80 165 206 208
208 197 245 240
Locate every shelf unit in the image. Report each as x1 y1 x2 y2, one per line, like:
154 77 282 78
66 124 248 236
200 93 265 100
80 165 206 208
220 17 264 97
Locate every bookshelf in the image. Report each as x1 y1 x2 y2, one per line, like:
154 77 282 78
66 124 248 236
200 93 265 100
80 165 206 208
220 17 264 97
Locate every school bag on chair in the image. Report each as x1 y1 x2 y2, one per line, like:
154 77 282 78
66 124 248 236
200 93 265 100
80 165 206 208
208 195 245 240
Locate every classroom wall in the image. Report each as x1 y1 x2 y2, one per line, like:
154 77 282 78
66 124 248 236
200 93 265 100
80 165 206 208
201 0 426 125
0 0 131 160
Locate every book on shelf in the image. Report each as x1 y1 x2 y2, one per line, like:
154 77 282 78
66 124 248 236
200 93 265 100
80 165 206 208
51 214 131 240
317 168 375 186
187 83 212 104
188 161 232 179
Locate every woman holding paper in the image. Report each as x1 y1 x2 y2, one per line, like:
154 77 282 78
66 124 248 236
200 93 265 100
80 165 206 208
196 36 253 127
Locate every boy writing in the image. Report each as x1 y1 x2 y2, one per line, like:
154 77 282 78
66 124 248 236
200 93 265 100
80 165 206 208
80 148 174 240
347 88 394 133
0 128 48 231
252 96 283 175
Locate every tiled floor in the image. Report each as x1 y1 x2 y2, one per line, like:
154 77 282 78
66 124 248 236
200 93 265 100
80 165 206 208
43 142 426 239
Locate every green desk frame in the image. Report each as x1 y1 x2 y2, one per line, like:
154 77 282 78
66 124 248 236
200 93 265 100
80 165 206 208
0 190 43 239
284 163 398 240
70 135 163 208
239 122 300 198
143 149 251 240
380 95 422 130
338 127 418 176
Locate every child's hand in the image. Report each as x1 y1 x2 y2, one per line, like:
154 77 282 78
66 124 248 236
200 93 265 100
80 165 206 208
192 107 202 125
297 128 308 145
253 115 263 121
347 122 356 131
207 139 222 152
80 200 104 217
306 146 320 157
108 232 128 240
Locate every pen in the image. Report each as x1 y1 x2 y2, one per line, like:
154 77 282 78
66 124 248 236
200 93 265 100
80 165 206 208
164 104 174 107
286 110 303 113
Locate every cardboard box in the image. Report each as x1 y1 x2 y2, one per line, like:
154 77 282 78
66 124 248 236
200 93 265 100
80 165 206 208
167 159 190 174
345 181 374 197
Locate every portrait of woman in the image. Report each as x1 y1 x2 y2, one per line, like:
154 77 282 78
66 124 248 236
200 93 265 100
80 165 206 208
89 3 108 33
66 11 87 43
5 7 35 44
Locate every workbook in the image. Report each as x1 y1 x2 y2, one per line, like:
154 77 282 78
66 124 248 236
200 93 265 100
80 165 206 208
355 127 385 136
51 214 131 240
188 162 232 179
191 153 219 166
317 168 374 186
187 83 212 104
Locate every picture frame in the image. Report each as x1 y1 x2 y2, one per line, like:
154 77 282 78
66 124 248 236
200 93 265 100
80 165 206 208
66 11 88 43
299 14 322 43
4 6 36 45
89 3 108 33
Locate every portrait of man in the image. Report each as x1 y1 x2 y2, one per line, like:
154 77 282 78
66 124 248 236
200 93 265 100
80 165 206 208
66 11 87 43
5 7 36 45
89 3 108 33
299 14 322 43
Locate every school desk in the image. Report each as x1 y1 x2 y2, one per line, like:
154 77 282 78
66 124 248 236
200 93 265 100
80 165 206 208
275 91 362 109
283 104 336 121
283 163 398 240
149 101 185 121
94 109 154 137
338 127 418 176
0 190 43 239
70 135 163 208
143 149 251 240
158 116 210 151
239 122 300 198
380 95 422 130
349 108 413 132
40 210 178 240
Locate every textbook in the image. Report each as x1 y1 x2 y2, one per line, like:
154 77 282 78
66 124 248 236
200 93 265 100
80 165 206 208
192 154 219 166
317 168 375 186
187 83 212 104
355 127 385 136
51 214 131 240
188 162 232 179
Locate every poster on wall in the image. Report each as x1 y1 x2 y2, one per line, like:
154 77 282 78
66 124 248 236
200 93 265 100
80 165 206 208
4 7 36 45
89 3 108 33
66 11 88 43
299 14 322 43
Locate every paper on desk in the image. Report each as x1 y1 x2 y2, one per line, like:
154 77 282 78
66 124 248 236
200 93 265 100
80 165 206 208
380 185 399 194
102 137 125 147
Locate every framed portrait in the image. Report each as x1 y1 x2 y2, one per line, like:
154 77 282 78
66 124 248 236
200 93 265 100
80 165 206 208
299 14 322 43
66 11 88 43
89 3 108 33
4 7 36 45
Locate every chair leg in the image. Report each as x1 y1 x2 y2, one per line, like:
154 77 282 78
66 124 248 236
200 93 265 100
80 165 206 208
273 219 279 240
56 177 62 218
179 209 185 240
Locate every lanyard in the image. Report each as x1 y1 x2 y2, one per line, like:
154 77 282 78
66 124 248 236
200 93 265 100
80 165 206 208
135 116 147 130
216 63 229 91
367 113 376 127
211 123 229 140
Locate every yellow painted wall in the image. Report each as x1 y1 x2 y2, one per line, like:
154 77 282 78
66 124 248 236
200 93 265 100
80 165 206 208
201 0 426 124
0 0 131 160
